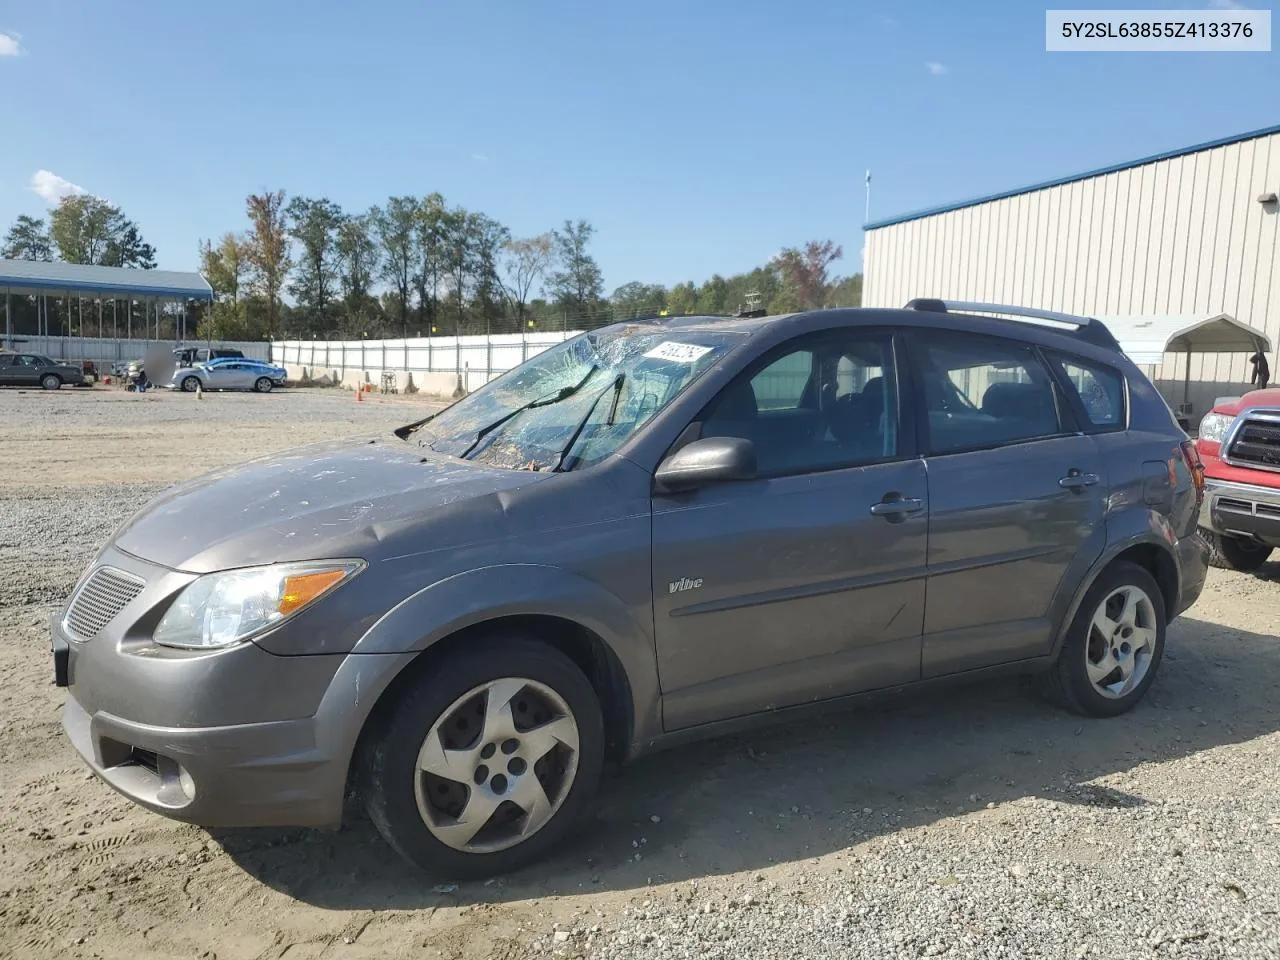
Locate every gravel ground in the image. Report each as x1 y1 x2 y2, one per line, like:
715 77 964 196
2 384 1280 960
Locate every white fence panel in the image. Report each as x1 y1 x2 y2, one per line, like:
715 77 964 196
272 331 581 388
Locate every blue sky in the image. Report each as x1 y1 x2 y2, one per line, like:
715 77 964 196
1 0 1276 292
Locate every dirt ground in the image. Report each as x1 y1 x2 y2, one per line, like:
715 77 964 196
2 385 1279 959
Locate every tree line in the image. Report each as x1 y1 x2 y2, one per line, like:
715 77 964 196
2 191 862 342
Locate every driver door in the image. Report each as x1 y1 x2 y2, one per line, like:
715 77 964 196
651 329 928 731
11 355 42 386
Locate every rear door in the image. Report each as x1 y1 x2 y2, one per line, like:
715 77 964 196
907 329 1107 677
651 328 929 730
0 354 15 385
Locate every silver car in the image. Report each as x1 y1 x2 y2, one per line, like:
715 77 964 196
171 359 288 393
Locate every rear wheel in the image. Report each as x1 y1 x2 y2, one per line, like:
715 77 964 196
1205 531 1273 572
1036 562 1166 717
40 374 61 390
360 637 604 878
254 377 273 393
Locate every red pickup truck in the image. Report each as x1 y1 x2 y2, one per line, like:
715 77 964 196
1195 388 1280 571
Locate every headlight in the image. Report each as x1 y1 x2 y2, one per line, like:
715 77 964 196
1197 412 1234 444
153 560 365 649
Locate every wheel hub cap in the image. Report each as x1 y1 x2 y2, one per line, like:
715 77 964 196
1086 585 1157 699
414 677 580 853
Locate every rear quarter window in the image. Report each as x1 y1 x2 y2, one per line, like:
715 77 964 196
1050 353 1126 430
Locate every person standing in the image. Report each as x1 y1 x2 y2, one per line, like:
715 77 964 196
1250 352 1271 390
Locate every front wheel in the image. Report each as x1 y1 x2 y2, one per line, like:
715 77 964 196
360 637 604 878
180 376 201 392
1205 531 1273 572
1036 562 1166 718
40 374 61 390
254 377 273 393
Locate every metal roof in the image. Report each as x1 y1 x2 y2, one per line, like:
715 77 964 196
1096 313 1272 366
0 259 213 300
864 122 1280 231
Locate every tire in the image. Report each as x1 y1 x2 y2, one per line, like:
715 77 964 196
40 374 61 391
1035 561 1166 718
1205 531 1273 572
180 376 201 393
254 377 273 393
360 636 604 879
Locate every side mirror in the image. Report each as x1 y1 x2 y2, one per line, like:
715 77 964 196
654 436 757 492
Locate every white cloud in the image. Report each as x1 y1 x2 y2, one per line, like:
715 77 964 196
471 152 490 163
30 169 86 204
0 32 21 56
926 61 948 75
1209 0 1247 9
877 15 900 28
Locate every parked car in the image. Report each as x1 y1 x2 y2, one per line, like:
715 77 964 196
168 357 288 393
1194 387 1280 570
174 346 246 368
52 302 1207 878
0 352 86 389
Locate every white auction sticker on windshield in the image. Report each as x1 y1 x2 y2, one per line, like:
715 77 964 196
643 341 713 363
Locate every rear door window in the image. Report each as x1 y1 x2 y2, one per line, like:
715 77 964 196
910 331 1068 454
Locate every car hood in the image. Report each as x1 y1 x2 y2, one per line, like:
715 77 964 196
112 437 553 572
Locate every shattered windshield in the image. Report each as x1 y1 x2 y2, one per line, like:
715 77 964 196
409 327 742 470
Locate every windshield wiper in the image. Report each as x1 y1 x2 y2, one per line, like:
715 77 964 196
394 410 440 441
457 365 599 460
551 373 625 473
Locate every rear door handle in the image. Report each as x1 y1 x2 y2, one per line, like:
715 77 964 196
1059 470 1100 490
870 496 925 520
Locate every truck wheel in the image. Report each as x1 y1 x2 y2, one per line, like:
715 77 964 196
40 374 62 390
1035 561 1166 718
1206 531 1273 572
360 636 604 879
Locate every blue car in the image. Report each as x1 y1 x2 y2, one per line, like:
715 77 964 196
169 358 289 393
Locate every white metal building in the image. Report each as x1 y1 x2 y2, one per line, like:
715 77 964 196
863 123 1280 422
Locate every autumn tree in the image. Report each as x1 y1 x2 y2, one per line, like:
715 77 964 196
548 219 603 313
337 213 380 332
244 190 291 338
771 240 843 311
372 196 417 333
286 195 343 331
2 215 53 261
501 234 555 326
413 193 448 335
49 195 155 267
610 281 667 318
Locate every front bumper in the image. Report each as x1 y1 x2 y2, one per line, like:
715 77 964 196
1199 477 1280 546
60 693 338 827
49 545 369 828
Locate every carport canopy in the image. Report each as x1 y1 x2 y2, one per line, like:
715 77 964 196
1094 312 1271 366
1 258 213 345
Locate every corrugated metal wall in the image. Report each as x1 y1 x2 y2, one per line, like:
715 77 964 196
863 130 1280 417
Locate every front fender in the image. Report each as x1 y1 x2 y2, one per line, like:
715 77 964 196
361 563 658 739
303 563 661 826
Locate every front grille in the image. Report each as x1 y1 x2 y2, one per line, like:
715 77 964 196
1226 415 1280 471
64 566 146 641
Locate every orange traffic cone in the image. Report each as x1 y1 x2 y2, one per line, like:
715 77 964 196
356 384 363 402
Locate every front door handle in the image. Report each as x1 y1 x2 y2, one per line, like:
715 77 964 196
1059 470 1100 490
870 495 925 521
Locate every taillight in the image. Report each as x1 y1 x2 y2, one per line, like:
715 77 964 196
1180 440 1205 508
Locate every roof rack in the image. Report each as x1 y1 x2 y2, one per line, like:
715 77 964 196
904 299 1122 352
